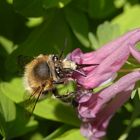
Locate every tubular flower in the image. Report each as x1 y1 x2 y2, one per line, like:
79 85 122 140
68 28 140 89
67 28 140 140
78 71 140 140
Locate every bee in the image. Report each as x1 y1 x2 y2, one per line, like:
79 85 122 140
23 49 98 114
24 54 77 95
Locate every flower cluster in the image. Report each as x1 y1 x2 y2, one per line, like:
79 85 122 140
68 29 140 140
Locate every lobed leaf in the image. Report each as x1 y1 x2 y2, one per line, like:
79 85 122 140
112 5 140 33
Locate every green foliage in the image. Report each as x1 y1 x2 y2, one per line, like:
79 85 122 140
88 21 120 49
112 5 140 33
52 129 85 140
43 0 71 9
0 0 140 139
0 87 38 139
88 0 117 18
65 7 90 47
43 125 85 140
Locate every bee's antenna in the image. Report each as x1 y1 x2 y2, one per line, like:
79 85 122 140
59 38 68 59
72 69 87 77
72 63 99 77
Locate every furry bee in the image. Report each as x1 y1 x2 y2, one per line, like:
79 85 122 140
24 54 77 95
23 52 98 113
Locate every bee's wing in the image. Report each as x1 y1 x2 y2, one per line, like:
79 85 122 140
23 87 43 115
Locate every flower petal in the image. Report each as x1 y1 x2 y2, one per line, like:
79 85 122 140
68 29 140 89
77 42 130 89
78 71 140 119
78 71 140 140
80 86 133 140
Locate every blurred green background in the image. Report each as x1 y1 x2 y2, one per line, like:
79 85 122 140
0 0 140 140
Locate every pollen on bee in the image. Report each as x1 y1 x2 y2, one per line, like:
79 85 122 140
62 59 77 70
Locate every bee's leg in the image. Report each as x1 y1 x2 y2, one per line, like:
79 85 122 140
53 80 64 84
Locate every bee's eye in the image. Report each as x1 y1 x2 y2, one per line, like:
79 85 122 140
52 55 59 62
34 62 50 79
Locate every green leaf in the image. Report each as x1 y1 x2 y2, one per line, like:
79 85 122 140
0 36 13 79
136 42 140 50
65 7 90 47
0 78 80 126
13 0 45 17
112 5 140 34
44 125 73 140
0 0 29 43
127 57 140 68
26 17 44 28
0 89 16 138
0 87 38 139
53 129 85 140
88 0 117 18
96 21 120 46
43 0 71 9
137 88 140 100
89 21 121 49
33 98 80 126
70 0 88 12
114 0 126 8
131 89 137 99
0 78 25 103
0 37 14 55
13 0 72 17
88 32 100 50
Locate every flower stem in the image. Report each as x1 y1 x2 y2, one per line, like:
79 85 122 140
119 68 140 73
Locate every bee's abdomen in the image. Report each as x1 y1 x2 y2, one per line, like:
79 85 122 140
33 62 50 80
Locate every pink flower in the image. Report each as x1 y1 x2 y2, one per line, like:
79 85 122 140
68 28 140 89
67 29 140 140
78 71 140 140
